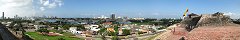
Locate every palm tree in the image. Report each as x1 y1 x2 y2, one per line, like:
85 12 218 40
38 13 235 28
98 28 107 40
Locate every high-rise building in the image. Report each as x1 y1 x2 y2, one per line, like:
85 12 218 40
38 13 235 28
111 14 115 20
2 12 4 19
14 15 18 18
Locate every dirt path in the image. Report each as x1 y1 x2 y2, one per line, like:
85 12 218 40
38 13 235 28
151 24 178 40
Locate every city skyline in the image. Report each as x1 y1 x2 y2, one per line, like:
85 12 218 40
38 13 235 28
0 0 240 18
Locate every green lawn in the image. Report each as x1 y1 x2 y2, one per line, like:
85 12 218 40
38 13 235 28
25 32 84 40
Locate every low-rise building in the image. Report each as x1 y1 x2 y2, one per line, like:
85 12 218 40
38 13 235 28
89 25 100 32
34 25 48 30
69 27 84 34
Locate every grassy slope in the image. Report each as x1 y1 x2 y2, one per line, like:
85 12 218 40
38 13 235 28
25 32 84 40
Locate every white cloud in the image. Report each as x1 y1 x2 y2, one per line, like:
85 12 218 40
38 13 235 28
0 0 35 17
223 12 232 15
48 3 57 8
43 0 50 6
152 13 159 15
0 0 63 17
58 3 63 7
40 7 45 11
39 0 63 11
224 12 240 19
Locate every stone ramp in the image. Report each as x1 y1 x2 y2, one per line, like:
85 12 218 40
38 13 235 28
185 26 240 40
157 12 240 40
156 25 188 40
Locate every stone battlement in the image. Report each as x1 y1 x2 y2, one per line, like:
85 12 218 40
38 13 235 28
180 12 233 31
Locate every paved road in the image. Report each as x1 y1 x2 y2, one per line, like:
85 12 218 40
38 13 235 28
0 24 18 40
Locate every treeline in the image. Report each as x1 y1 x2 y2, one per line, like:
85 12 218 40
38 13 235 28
129 18 182 26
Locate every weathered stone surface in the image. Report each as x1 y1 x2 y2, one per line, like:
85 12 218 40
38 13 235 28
159 12 240 40
180 13 201 31
185 26 240 40
196 14 232 27
180 12 234 31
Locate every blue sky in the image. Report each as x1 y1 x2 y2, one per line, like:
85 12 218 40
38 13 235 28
50 0 240 18
1 0 239 18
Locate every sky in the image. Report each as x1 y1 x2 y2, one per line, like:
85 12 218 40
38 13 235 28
0 0 240 19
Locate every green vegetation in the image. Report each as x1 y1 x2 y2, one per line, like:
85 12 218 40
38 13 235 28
49 30 65 34
130 19 181 26
157 27 166 30
233 19 240 24
138 31 144 34
25 32 83 40
62 25 71 30
122 29 131 35
76 25 86 31
60 24 86 30
53 26 59 29
37 28 49 33
98 28 107 40
108 32 117 36
112 36 118 40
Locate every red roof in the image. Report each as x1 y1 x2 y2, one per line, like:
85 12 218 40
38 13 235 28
103 22 112 25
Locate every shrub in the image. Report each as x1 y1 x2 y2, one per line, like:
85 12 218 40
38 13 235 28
37 28 49 33
138 31 144 34
122 29 131 35
58 38 65 40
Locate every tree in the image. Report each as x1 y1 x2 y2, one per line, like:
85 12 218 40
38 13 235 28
157 27 165 30
54 26 59 29
37 28 49 33
122 29 130 35
76 25 86 31
113 25 119 40
14 23 23 31
112 36 119 40
58 38 65 40
108 31 117 36
39 22 45 25
62 25 70 30
98 28 107 40
138 31 144 34
114 25 118 33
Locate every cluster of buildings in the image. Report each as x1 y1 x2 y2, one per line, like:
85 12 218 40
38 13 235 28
0 12 170 40
45 14 165 36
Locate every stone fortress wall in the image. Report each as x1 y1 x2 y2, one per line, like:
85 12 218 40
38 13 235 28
180 12 233 31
